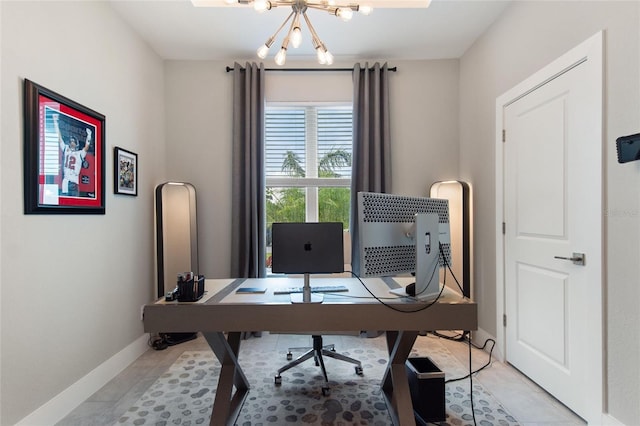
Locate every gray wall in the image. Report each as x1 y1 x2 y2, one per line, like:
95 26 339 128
0 2 166 424
459 1 640 423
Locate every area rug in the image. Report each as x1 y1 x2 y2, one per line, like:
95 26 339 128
115 338 519 425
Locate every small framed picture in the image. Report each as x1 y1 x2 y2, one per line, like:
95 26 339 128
114 147 138 196
23 79 105 214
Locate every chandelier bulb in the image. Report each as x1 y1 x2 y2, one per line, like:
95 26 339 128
336 8 353 22
316 47 326 65
359 5 373 15
223 0 236 4
324 50 334 65
257 44 270 59
275 47 287 66
253 0 271 13
291 27 302 48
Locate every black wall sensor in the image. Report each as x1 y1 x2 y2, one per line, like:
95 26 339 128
616 133 640 164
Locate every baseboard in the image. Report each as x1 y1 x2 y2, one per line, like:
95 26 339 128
601 413 625 425
471 327 504 362
16 334 149 425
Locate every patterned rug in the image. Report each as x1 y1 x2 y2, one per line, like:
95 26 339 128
115 337 519 425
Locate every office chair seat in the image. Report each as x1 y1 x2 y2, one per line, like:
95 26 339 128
274 335 363 396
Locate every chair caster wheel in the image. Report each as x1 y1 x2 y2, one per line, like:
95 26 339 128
355 366 363 375
322 387 330 396
286 352 292 361
275 375 282 386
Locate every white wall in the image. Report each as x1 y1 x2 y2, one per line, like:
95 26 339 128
459 1 640 423
0 2 165 424
164 61 233 278
391 60 460 195
164 59 460 279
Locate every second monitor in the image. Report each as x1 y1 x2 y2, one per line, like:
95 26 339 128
356 191 452 301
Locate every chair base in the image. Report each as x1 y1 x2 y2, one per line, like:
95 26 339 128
274 335 363 395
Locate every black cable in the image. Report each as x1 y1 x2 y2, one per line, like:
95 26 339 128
469 336 477 426
346 257 447 313
340 241 467 313
440 332 483 426
326 239 467 315
444 337 496 383
431 330 467 341
439 243 465 296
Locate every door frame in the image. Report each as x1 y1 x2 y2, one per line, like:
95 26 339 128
495 31 604 422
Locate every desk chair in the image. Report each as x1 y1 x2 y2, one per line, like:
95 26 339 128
274 334 363 396
273 230 363 396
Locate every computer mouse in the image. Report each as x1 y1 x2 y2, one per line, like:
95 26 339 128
405 282 416 296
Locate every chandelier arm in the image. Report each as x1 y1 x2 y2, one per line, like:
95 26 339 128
304 4 336 12
301 11 323 48
265 9 296 44
292 10 301 28
280 9 300 48
304 3 359 12
302 10 332 64
269 0 295 7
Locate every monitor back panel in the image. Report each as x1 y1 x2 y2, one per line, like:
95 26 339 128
271 222 344 274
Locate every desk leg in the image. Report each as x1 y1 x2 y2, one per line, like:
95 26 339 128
203 332 250 426
381 331 418 426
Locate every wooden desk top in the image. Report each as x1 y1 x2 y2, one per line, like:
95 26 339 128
143 277 477 333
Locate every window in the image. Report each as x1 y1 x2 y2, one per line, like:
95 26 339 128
265 103 353 263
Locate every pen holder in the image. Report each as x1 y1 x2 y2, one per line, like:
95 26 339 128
176 273 205 302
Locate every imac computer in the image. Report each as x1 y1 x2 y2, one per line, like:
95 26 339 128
356 191 452 300
271 222 344 303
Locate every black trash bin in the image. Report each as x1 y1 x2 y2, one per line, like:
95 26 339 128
405 357 446 424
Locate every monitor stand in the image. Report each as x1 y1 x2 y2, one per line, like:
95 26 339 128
291 273 323 304
389 213 442 302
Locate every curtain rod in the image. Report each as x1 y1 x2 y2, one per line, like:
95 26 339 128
225 66 397 73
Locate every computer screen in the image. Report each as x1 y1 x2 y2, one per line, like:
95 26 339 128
356 191 452 300
271 222 344 275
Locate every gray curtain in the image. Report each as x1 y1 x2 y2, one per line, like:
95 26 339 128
350 62 392 275
231 62 266 278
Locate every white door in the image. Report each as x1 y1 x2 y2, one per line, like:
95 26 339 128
497 33 602 423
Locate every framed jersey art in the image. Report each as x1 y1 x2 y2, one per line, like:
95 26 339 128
23 79 105 214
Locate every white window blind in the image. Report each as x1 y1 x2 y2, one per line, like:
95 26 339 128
265 103 352 223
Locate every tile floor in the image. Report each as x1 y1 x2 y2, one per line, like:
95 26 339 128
57 332 586 426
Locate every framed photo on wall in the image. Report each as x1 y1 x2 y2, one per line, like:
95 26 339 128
23 79 105 214
114 147 138 196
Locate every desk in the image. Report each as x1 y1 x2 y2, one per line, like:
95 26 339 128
143 277 477 426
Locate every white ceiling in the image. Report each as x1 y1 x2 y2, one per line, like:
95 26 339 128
108 0 511 62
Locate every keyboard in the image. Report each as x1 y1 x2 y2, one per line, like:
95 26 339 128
273 285 349 295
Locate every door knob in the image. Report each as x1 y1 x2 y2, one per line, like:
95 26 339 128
554 252 585 266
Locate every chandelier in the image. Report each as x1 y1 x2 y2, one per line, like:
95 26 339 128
227 0 372 66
